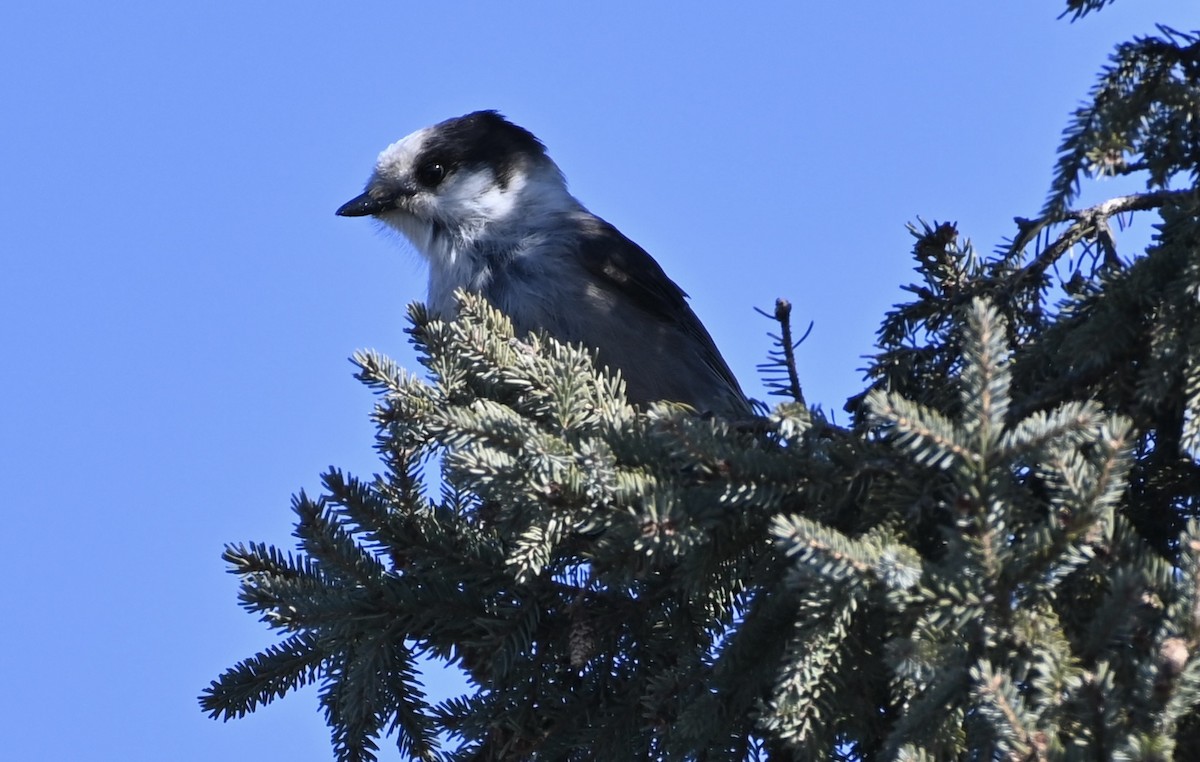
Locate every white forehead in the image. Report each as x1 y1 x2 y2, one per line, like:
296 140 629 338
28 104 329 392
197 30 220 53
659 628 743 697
374 126 434 174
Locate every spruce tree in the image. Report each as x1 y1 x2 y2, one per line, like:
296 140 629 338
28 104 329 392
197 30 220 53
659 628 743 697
202 3 1200 758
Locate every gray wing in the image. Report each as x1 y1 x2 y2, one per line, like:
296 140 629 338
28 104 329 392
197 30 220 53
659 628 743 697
572 213 748 408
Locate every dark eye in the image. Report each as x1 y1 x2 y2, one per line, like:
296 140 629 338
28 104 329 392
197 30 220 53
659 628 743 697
416 161 447 188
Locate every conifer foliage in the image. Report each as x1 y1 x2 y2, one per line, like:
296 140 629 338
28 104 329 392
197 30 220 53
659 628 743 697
203 6 1200 760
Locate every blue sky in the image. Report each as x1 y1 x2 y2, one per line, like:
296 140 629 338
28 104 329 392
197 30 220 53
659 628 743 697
2 1 1193 759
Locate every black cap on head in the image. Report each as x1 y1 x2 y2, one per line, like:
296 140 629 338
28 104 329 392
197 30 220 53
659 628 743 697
419 111 550 189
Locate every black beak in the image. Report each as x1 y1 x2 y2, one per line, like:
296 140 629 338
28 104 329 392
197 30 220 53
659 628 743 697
336 192 392 217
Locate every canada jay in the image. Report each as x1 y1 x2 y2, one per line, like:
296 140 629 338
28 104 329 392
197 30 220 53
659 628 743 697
336 110 750 417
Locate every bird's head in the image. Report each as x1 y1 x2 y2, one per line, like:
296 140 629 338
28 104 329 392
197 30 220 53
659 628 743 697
337 111 572 259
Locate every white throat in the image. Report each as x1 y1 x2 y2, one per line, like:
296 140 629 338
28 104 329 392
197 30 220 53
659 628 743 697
379 164 582 317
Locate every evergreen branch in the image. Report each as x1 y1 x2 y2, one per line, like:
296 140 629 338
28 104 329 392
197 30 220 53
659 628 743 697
322 468 428 565
322 650 385 762
221 542 349 628
681 578 794 754
199 632 326 719
960 298 1013 444
292 492 389 587
372 636 441 762
883 660 971 758
766 400 813 444
221 541 324 582
1059 0 1119 21
1043 31 1187 217
507 514 573 583
432 399 540 461
1080 564 1146 663
865 388 976 469
773 515 871 580
314 624 443 762
234 567 340 627
970 661 1046 761
1004 245 1178 426
997 401 1104 462
1181 329 1200 460
1023 417 1131 595
772 515 922 595
211 57 1200 753
1181 528 1200 639
1162 640 1200 739
1009 604 1080 744
1077 417 1134 515
352 348 411 397
759 594 856 748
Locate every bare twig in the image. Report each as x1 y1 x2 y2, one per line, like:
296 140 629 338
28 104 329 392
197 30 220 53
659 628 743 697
1008 189 1194 279
754 299 810 407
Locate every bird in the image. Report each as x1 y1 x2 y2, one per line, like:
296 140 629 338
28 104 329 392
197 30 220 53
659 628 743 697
336 110 750 417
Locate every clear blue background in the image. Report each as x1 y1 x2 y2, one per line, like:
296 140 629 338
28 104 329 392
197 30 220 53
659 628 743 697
2 1 1193 759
